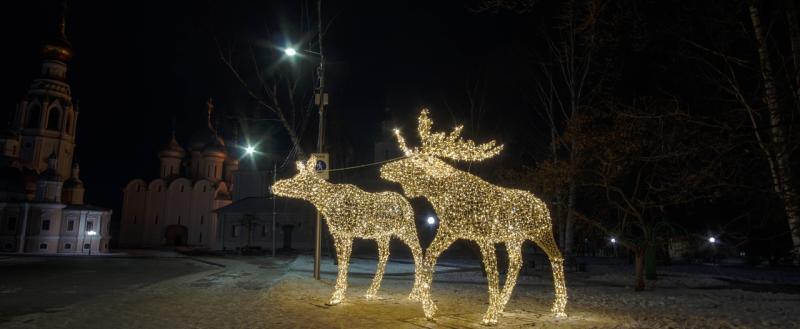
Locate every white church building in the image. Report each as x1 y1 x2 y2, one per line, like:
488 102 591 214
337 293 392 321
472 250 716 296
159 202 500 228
0 14 112 254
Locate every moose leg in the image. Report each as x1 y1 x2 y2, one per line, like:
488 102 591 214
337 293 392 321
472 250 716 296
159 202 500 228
399 228 425 301
496 240 523 315
536 233 567 317
328 235 353 306
366 236 391 299
420 233 454 320
478 242 501 326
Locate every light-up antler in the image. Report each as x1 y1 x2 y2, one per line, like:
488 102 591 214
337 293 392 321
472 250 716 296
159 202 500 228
416 109 503 161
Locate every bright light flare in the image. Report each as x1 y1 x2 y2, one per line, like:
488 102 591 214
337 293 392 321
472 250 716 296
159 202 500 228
245 145 256 155
427 216 436 225
708 236 716 243
284 47 297 56
87 230 97 236
610 237 616 244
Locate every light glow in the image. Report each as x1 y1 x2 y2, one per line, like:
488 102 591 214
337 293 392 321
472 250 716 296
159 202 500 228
709 237 716 243
272 157 425 305
427 216 436 225
284 47 297 56
245 145 256 155
610 238 616 244
87 230 97 236
380 109 567 325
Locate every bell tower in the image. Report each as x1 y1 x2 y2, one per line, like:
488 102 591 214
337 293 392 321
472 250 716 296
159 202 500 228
14 4 78 180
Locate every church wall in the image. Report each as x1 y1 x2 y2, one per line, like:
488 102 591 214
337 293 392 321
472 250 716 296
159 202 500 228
120 180 147 247
143 180 167 246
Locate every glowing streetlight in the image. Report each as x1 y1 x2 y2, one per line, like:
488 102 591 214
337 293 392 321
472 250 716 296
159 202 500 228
284 47 297 56
86 230 97 256
245 145 256 156
427 216 436 225
708 236 716 244
610 237 617 244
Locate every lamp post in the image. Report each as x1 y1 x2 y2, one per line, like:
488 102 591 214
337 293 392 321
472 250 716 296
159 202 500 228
284 10 328 280
86 230 97 256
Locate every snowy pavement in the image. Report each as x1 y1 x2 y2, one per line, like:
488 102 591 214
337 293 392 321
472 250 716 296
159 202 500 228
1 254 798 328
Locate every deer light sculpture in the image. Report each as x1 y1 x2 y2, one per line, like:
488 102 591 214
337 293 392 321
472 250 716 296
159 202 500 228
380 109 567 325
272 157 425 305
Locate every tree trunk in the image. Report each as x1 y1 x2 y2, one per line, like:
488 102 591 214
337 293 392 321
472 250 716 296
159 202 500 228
634 248 645 291
564 180 577 255
749 1 800 252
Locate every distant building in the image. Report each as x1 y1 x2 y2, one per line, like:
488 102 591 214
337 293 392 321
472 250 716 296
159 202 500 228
119 100 236 249
0 13 112 254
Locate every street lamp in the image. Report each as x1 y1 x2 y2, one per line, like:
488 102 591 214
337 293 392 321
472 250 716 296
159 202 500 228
427 216 436 225
86 230 97 256
708 236 717 244
245 145 256 156
610 237 616 244
284 47 297 56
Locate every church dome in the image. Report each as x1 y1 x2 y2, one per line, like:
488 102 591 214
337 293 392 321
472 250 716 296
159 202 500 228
202 139 226 157
41 17 73 62
159 134 185 158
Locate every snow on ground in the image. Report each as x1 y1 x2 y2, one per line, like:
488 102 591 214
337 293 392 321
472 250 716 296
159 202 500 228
2 253 798 328
271 255 800 328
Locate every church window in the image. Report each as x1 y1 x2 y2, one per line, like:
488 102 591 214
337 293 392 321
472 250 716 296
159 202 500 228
39 243 47 250
7 217 16 231
67 220 74 231
157 186 162 192
155 216 159 224
64 243 71 249
200 216 204 224
132 216 137 224
203 186 207 192
26 105 40 128
136 185 141 192
178 216 181 224
84 243 90 250
180 185 185 192
86 221 94 231
41 220 50 231
262 224 267 237
232 225 239 237
199 232 203 243
47 108 61 131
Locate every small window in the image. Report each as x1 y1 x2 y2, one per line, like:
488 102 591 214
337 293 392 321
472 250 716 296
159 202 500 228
262 224 267 237
84 243 90 249
200 216 204 225
132 216 137 224
203 186 207 192
157 186 162 192
86 221 94 231
199 232 203 243
180 185 185 192
64 243 71 249
136 185 141 192
39 243 47 249
7 217 17 231
155 216 159 224
67 220 74 231
178 216 181 224
41 220 51 231
232 225 238 237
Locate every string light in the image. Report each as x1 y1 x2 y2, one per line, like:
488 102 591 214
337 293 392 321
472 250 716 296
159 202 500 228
380 109 568 325
272 157 426 305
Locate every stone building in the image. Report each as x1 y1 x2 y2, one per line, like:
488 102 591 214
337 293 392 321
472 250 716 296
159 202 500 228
0 14 112 254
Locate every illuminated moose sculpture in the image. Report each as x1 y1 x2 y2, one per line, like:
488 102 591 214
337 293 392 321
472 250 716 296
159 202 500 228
272 157 425 305
380 109 567 325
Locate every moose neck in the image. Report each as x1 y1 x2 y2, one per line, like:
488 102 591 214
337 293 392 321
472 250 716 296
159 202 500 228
304 178 338 205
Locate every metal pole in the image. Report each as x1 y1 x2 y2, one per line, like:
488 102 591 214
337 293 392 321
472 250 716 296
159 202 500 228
272 162 277 257
313 0 326 281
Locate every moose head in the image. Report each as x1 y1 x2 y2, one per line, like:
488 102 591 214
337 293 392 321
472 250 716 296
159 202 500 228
271 156 326 200
379 109 503 197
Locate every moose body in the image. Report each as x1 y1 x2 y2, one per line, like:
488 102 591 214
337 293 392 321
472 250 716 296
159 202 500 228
380 109 567 325
272 158 425 305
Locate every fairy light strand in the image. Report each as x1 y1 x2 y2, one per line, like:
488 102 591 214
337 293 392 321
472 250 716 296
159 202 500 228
272 157 426 305
380 109 568 325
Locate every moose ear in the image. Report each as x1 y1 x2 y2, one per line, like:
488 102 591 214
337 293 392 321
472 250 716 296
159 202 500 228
306 155 318 172
296 161 305 172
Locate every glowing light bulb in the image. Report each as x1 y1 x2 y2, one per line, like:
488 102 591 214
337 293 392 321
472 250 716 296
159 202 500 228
427 216 436 225
284 47 297 56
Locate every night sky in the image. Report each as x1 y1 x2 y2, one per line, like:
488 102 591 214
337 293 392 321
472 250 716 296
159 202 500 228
2 1 539 212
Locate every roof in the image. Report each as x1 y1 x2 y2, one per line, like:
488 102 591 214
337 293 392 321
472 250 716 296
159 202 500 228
213 196 308 215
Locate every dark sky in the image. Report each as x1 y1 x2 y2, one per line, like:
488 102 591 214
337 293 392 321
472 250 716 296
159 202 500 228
1 1 538 212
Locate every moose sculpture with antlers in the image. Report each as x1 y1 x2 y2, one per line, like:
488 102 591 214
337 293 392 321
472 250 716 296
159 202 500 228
272 157 426 305
380 109 567 325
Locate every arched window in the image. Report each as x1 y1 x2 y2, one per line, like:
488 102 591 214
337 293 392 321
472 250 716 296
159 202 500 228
64 243 72 249
47 107 61 131
39 243 47 249
26 105 41 128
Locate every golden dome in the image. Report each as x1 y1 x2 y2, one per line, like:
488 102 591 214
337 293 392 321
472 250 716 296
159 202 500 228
41 15 73 62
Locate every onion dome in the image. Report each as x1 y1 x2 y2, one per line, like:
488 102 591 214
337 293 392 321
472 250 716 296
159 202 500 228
159 133 185 159
41 15 73 62
202 138 226 158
